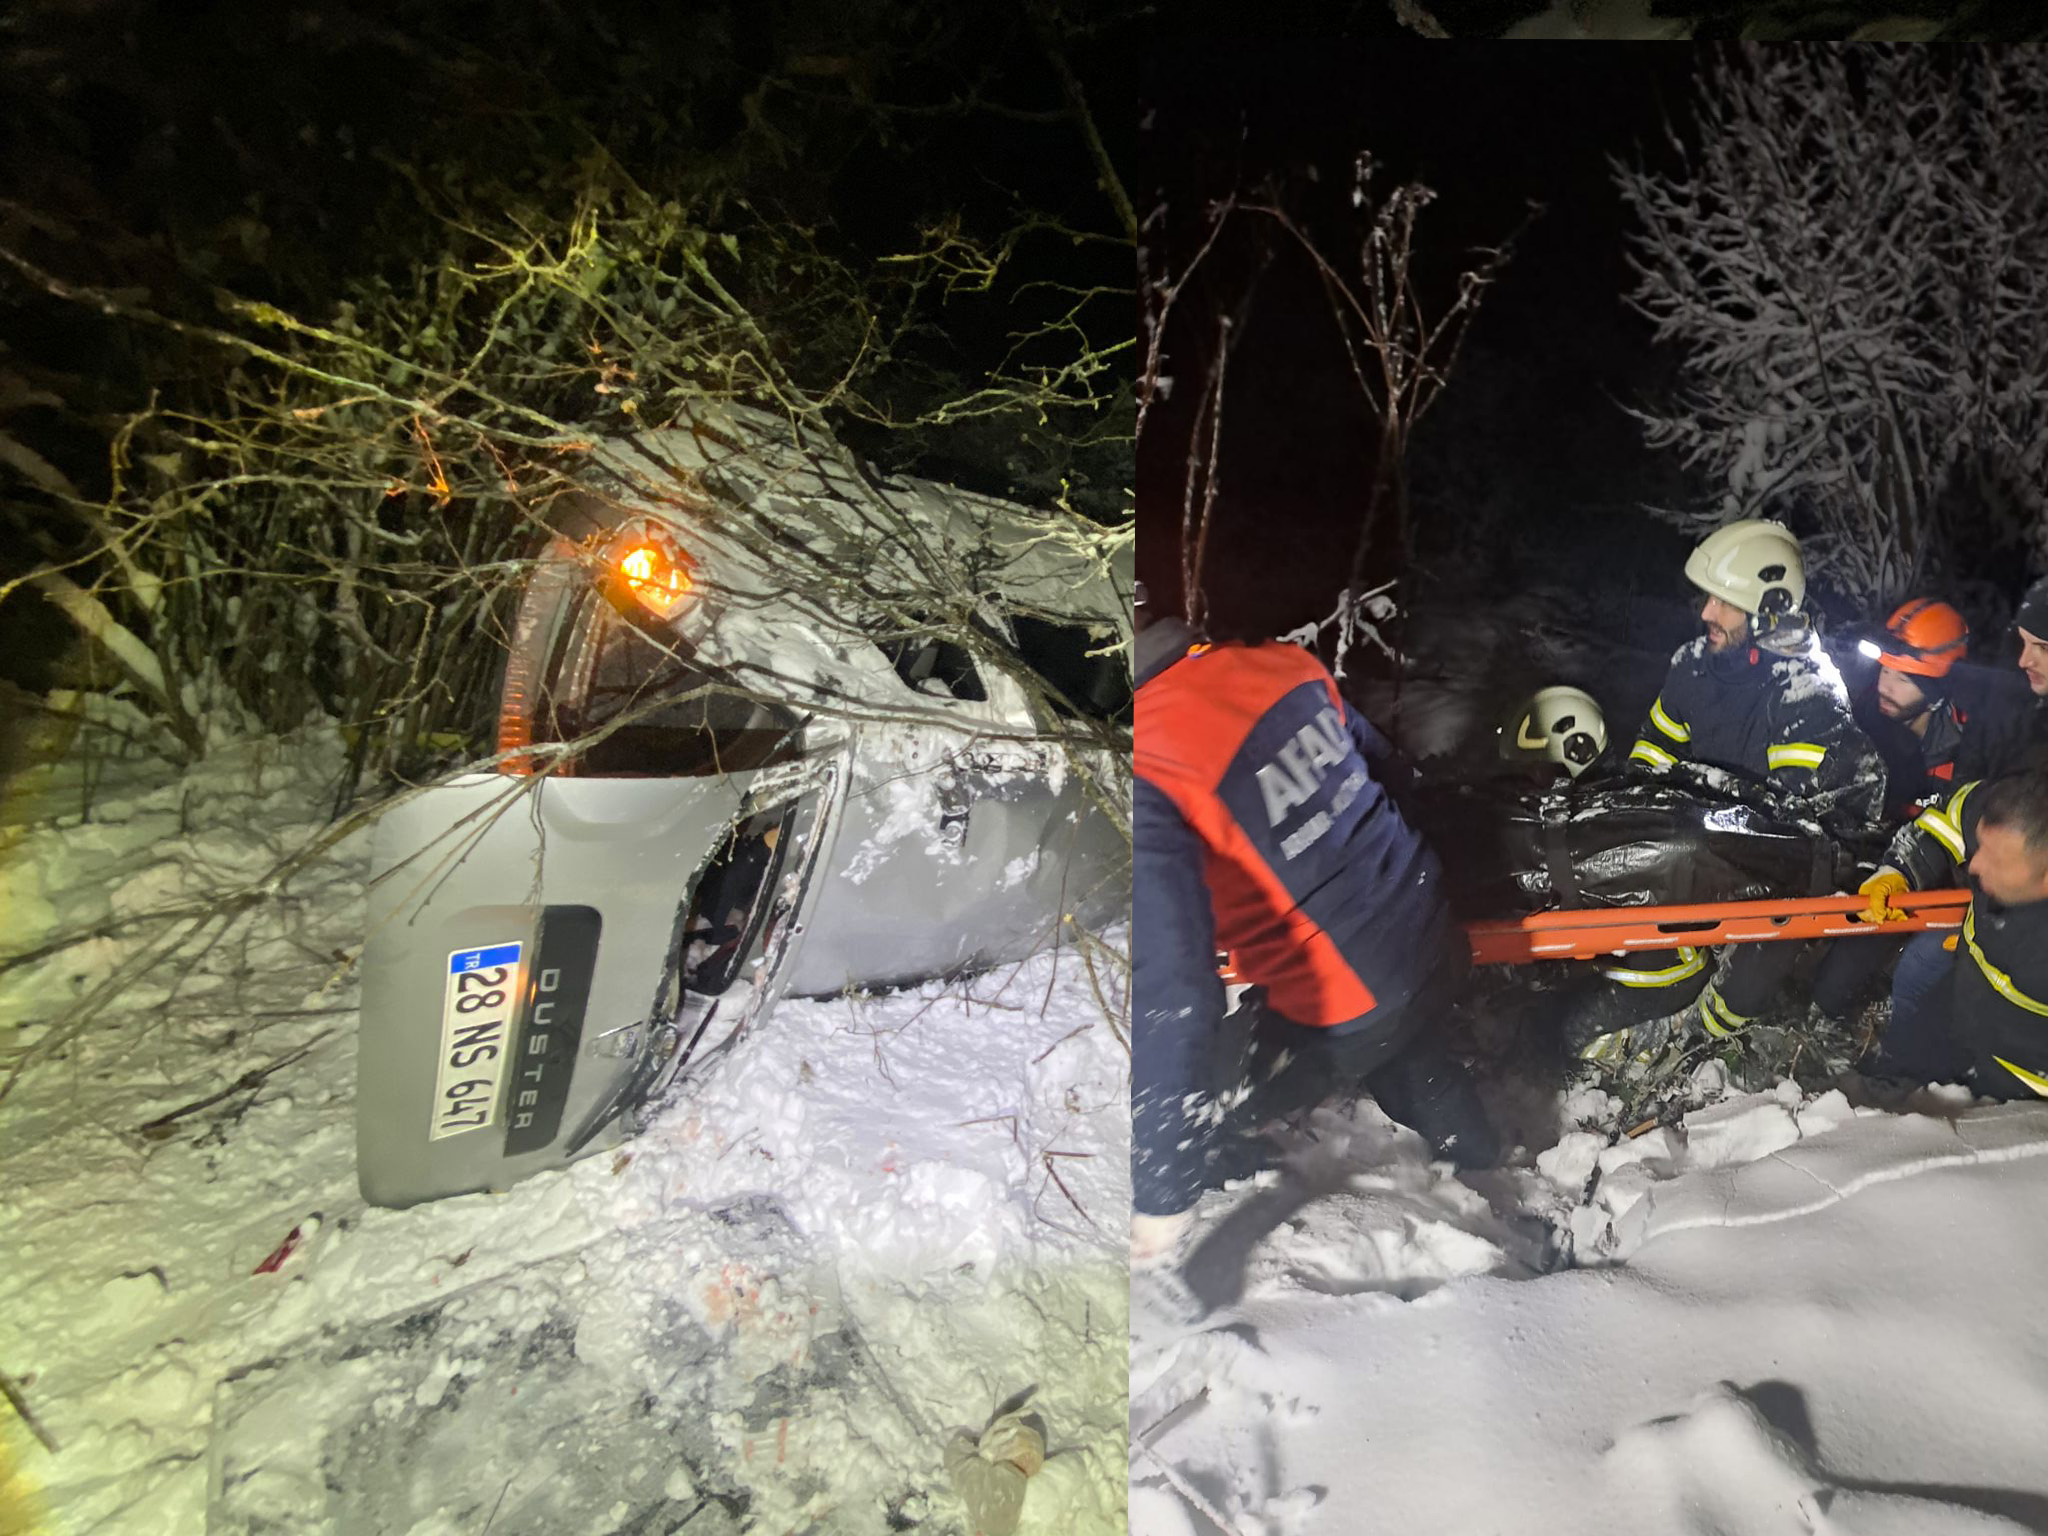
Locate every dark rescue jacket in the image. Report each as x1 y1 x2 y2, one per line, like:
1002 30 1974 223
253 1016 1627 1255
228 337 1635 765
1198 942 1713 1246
1627 633 1885 837
1133 624 1447 1214
2024 695 2048 773
1862 662 2034 819
1884 779 2048 1099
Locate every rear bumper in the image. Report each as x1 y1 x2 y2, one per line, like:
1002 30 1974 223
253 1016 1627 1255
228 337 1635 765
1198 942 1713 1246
358 773 751 1206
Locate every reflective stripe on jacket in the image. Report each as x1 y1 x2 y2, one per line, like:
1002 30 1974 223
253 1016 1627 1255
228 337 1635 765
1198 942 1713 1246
1628 634 1885 833
1883 778 2048 1096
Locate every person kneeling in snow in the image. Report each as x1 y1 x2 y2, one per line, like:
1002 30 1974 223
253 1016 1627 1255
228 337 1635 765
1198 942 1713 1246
1808 598 2035 1024
1131 583 1499 1265
1568 520 1884 1065
1859 769 2048 1097
1856 599 2034 815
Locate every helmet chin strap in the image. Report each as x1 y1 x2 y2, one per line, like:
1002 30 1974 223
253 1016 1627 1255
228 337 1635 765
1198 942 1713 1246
1753 609 1813 656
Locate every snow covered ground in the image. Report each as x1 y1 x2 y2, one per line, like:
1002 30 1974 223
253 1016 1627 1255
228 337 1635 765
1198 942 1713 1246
0 728 1129 1535
1132 1070 2048 1536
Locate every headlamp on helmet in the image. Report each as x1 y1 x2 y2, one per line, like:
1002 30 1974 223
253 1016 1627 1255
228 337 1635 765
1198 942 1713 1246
1875 598 1967 679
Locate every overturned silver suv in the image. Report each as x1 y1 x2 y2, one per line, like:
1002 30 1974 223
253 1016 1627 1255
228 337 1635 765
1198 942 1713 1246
357 408 1131 1206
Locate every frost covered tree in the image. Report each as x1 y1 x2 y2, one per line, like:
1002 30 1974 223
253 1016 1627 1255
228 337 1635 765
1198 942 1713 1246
1396 0 2037 40
0 2 1135 791
1615 46 2048 606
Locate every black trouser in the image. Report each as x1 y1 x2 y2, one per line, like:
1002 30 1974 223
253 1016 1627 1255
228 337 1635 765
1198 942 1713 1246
1556 938 1807 1053
1706 939 1809 1026
1809 933 1911 1021
1555 946 1711 1053
1876 934 1972 1082
1219 938 1500 1170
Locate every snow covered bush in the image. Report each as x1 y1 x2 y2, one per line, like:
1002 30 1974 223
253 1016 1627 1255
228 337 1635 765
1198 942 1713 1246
0 8 1134 791
1615 46 2048 605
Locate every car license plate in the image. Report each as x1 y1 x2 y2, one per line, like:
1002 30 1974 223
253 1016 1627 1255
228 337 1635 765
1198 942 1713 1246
430 942 524 1141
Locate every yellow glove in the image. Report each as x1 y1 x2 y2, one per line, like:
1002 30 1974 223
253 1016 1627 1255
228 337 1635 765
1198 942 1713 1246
1856 870 1911 924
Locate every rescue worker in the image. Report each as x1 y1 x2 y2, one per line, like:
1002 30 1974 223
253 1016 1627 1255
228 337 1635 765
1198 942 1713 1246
1858 768 2048 1097
1813 598 2032 1020
1569 520 1885 1062
2019 577 2048 695
1856 599 2031 817
1132 583 1498 1264
2016 576 2048 755
1419 684 1610 789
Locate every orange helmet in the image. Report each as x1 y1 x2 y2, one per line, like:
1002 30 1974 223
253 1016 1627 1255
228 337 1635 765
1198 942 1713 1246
1875 598 1968 678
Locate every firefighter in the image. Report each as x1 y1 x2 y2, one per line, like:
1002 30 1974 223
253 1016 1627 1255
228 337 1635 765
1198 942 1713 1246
1395 684 1613 946
1857 598 2032 816
1858 769 2048 1097
1813 598 2033 1020
1569 520 1885 1063
1131 584 1498 1265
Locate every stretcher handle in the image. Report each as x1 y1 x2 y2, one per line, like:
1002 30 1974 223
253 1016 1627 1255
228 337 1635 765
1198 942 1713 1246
1461 888 1971 966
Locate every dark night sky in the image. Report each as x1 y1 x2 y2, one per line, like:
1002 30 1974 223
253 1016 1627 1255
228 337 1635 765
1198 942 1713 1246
1137 46 1705 639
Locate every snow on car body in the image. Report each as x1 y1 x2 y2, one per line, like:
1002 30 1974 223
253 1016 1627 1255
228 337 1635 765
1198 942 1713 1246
358 406 1130 1206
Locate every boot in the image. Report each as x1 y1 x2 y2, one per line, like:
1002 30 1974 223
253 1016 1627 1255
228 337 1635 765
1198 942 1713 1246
1364 1039 1502 1170
1197 1122 1280 1193
1558 973 1700 1068
1573 1007 1691 1071
1576 980 1756 1073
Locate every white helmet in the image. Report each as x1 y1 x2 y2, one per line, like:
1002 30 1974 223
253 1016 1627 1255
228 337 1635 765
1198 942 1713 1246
1684 519 1805 619
1500 685 1607 777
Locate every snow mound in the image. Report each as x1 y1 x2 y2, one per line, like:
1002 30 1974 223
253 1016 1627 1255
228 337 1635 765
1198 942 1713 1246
1608 1384 2037 1536
1134 1080 2048 1535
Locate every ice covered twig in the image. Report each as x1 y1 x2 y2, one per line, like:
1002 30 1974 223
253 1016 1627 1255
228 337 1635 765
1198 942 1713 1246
1276 579 1402 680
1131 1439 1252 1536
130 1034 329 1137
0 1366 59 1456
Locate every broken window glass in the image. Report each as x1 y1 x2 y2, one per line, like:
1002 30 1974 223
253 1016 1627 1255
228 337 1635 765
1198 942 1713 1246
1008 615 1131 723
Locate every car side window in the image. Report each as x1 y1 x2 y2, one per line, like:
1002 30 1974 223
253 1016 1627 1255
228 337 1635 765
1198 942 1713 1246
872 624 988 702
1007 615 1132 724
531 589 804 777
